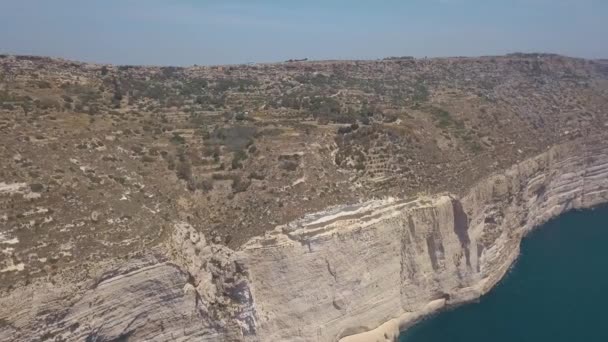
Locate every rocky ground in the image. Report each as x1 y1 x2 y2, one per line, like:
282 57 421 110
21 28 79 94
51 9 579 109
1 53 607 293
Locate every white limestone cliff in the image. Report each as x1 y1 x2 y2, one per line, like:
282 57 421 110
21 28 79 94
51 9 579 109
1 135 608 341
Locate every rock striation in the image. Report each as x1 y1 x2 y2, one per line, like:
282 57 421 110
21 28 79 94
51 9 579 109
1 134 608 341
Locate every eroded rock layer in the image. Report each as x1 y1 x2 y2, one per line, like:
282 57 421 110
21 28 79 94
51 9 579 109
2 134 608 341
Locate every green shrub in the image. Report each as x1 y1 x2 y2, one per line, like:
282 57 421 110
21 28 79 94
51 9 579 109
170 133 186 145
176 160 192 181
198 179 213 192
231 175 251 193
412 81 429 103
231 149 248 169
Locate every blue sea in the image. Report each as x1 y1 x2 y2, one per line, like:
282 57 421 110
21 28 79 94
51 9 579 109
400 206 608 342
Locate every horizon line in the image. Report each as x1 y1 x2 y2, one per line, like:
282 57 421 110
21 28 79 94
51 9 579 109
0 51 603 69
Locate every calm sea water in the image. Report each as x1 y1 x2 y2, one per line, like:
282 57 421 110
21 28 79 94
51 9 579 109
400 206 608 342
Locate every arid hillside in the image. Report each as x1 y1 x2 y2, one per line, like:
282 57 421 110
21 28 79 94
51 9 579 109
1 53 607 289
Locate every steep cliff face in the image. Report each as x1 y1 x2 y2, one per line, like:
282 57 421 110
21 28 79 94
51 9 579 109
0 256 225 342
244 135 608 342
1 135 608 341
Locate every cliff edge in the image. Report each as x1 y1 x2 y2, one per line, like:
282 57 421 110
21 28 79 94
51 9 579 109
1 54 608 341
2 134 607 341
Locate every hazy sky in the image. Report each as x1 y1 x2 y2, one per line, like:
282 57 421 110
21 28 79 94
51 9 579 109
1 0 606 66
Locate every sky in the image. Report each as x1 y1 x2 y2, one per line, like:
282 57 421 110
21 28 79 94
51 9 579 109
0 0 606 66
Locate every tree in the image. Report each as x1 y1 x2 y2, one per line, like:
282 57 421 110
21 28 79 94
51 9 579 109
176 160 192 182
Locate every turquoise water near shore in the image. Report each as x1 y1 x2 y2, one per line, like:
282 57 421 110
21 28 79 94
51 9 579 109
400 206 608 342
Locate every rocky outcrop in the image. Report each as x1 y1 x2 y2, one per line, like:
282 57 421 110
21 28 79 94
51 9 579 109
240 134 608 341
0 225 253 342
1 135 608 341
0 255 224 342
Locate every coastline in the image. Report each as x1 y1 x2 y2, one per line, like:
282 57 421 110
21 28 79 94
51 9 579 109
334 134 608 341
2 133 608 341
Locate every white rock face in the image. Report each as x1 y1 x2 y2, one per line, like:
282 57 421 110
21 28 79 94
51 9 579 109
242 196 464 341
241 136 608 342
1 136 608 342
0 254 233 341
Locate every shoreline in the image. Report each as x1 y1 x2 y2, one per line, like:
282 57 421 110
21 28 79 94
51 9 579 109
2 134 608 341
337 135 608 341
